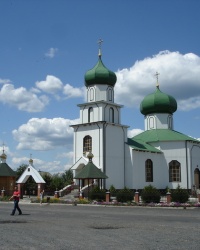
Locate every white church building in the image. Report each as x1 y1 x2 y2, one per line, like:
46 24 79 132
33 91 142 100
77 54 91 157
71 47 200 191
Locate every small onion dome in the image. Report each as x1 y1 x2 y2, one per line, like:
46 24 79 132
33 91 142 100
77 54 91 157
140 86 177 115
29 158 33 164
87 152 94 162
84 56 117 87
0 152 7 160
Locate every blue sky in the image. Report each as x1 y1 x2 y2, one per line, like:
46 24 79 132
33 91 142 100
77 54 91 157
0 0 200 173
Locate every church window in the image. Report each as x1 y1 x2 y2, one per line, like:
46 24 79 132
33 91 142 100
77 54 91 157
90 88 94 101
168 115 172 129
109 107 114 123
169 160 181 182
145 159 153 182
149 116 155 129
83 135 92 153
108 88 113 101
88 107 93 123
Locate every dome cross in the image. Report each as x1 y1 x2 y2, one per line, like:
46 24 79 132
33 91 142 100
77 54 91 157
155 72 160 87
98 38 103 57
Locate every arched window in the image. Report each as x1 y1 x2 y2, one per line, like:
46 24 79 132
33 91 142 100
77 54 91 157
149 116 155 129
145 159 153 182
90 88 94 101
168 115 173 129
109 107 114 123
88 107 93 123
83 136 92 153
169 160 181 182
107 87 113 101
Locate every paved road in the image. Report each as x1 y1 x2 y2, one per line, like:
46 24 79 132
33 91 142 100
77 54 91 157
0 202 200 250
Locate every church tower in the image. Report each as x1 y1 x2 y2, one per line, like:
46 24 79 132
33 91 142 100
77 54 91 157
71 41 129 189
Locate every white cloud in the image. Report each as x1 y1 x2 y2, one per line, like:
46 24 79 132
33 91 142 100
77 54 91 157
0 78 12 85
36 75 63 94
45 48 58 58
63 84 84 98
128 129 143 138
115 51 200 111
0 83 49 112
12 156 64 174
12 117 79 151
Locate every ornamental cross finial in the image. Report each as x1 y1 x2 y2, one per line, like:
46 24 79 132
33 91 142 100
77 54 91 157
155 72 160 87
98 38 103 57
2 142 5 153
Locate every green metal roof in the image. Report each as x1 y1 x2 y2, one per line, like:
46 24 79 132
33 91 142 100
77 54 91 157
0 163 16 177
132 129 200 143
84 56 116 87
127 138 162 153
74 161 108 179
128 129 199 153
140 86 177 115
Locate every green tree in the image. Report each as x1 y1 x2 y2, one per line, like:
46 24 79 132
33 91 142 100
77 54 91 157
16 164 28 181
62 169 73 186
42 174 53 192
51 174 64 191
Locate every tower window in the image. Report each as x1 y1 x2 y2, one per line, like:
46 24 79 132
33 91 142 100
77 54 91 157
169 160 181 182
109 107 114 123
90 88 94 101
108 87 113 102
145 159 153 182
88 107 93 123
83 135 92 153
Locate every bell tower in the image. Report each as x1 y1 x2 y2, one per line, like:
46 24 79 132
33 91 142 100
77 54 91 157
71 41 129 189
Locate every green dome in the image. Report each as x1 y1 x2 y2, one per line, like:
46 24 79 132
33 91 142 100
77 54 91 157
85 56 117 87
140 86 177 115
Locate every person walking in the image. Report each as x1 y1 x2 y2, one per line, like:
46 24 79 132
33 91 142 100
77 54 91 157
40 190 44 205
9 186 22 216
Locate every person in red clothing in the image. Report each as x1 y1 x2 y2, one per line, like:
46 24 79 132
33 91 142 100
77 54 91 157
9 186 22 216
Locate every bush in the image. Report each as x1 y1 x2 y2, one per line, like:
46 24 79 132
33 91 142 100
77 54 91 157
171 185 189 203
116 187 133 202
141 185 161 203
109 184 117 196
0 196 10 202
89 186 106 201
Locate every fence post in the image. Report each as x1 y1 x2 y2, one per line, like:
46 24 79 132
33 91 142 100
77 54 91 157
134 191 139 203
106 192 110 202
166 192 171 204
1 189 5 198
54 191 59 198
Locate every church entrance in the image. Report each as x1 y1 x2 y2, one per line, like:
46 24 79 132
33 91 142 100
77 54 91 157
194 168 200 189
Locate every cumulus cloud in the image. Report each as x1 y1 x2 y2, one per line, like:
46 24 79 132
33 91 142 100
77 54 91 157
36 75 63 94
63 84 84 98
0 78 12 85
128 129 143 138
36 75 84 99
0 83 49 112
12 117 79 151
45 48 58 58
12 156 65 173
115 51 200 111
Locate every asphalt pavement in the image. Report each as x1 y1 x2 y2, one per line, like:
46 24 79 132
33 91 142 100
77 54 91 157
0 202 200 250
